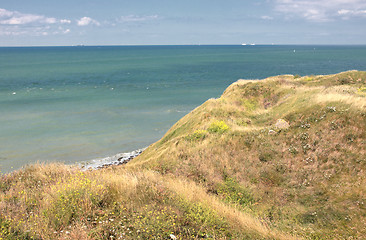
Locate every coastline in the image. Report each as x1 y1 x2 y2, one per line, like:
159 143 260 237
78 148 146 170
2 45 366 174
1 71 365 239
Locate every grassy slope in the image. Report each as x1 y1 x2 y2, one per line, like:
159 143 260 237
1 71 365 240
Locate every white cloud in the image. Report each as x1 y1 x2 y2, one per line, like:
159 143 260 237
0 8 15 18
0 8 72 36
1 15 41 25
338 9 366 19
117 15 159 23
56 27 71 35
273 0 366 22
0 25 53 36
77 17 100 26
45 18 57 24
261 15 274 20
0 8 66 25
60 19 72 24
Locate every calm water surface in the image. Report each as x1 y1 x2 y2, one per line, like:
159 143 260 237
1 45 365 172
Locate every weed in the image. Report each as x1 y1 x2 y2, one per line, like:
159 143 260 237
207 120 229 134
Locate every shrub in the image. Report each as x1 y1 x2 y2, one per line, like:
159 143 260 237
338 78 351 85
208 121 229 134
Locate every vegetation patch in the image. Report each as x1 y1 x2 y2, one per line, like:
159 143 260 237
217 178 255 208
241 99 258 111
185 130 208 142
207 120 229 134
357 86 366 95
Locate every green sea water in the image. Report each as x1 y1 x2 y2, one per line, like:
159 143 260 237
1 45 365 172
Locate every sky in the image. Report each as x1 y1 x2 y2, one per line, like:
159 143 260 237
0 0 366 46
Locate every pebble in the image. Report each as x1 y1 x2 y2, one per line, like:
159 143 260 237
80 148 145 171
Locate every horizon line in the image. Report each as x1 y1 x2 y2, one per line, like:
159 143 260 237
1 43 366 48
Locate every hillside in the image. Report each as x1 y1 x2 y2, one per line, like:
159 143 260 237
1 71 365 239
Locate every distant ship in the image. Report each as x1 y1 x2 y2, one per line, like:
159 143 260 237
241 43 247 46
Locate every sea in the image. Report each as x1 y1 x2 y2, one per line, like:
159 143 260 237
1 45 365 173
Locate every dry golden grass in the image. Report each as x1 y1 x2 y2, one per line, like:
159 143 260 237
1 71 366 239
131 70 366 239
3 161 291 239
163 176 298 240
315 92 366 109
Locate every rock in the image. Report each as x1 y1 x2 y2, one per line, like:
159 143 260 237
80 147 146 171
169 234 177 240
274 119 290 129
268 129 276 135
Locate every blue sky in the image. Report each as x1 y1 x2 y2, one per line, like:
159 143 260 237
0 0 365 46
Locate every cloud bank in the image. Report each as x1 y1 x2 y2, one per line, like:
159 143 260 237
0 8 71 36
274 0 366 21
0 8 70 25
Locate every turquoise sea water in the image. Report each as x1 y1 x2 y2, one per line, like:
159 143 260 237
1 45 366 172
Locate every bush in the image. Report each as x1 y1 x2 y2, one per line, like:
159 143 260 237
207 121 229 134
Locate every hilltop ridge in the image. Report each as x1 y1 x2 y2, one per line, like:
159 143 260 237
1 71 365 239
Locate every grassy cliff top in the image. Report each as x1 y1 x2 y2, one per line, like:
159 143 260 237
1 71 366 239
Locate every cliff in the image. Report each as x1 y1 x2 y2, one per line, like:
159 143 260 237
1 71 365 239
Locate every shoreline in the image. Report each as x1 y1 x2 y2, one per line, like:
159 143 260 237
78 148 146 170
